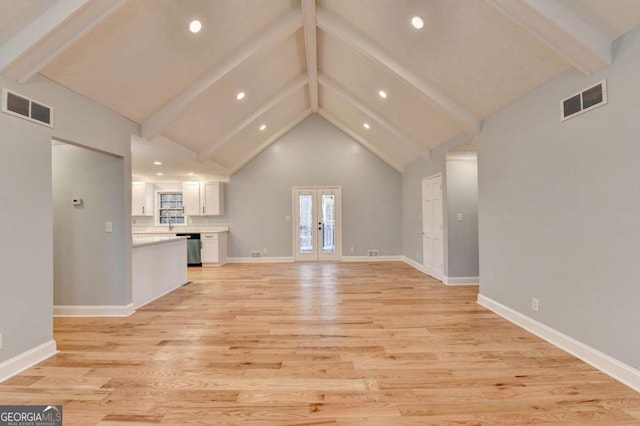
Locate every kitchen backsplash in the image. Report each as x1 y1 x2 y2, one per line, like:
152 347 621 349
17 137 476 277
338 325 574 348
132 215 222 229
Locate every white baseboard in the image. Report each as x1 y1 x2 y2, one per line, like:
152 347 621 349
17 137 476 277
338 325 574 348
402 256 445 282
478 294 640 393
54 303 135 317
0 340 57 383
227 257 294 264
135 282 188 310
341 256 403 262
442 276 479 285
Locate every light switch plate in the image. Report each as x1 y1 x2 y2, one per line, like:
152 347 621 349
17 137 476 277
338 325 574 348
105 222 113 233
457 213 463 222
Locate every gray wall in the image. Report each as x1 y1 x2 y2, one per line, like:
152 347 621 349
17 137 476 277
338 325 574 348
0 103 54 362
207 114 402 258
446 156 479 278
0 74 138 364
402 136 473 273
53 144 125 305
478 28 640 369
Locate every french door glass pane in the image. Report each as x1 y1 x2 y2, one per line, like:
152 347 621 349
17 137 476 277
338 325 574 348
321 194 336 254
299 194 313 254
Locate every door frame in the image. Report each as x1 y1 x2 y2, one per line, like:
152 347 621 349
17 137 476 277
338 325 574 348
422 174 444 281
292 186 342 262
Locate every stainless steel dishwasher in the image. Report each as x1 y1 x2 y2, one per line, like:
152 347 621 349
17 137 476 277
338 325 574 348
176 233 201 266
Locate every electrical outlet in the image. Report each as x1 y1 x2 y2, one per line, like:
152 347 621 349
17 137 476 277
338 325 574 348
350 247 355 253
416 252 420 261
457 213 463 222
531 298 539 312
262 248 268 254
105 222 113 233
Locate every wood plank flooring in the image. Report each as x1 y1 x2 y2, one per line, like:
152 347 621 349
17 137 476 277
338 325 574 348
1 262 639 425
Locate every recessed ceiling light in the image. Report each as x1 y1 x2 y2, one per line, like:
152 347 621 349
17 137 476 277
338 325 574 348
236 92 245 100
259 124 267 131
156 173 163 176
378 90 387 99
187 172 194 176
189 20 202 33
363 123 370 129
411 16 424 30
153 161 162 165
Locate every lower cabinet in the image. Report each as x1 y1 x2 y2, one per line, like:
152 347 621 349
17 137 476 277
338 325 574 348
201 232 227 266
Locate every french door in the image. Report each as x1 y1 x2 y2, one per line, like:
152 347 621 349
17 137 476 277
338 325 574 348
293 187 341 261
422 174 444 280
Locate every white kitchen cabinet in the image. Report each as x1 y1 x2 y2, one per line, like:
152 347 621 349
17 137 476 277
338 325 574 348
201 232 227 266
182 181 224 216
132 182 154 216
202 182 224 215
182 182 201 216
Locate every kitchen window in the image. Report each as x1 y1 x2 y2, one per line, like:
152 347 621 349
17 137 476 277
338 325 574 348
157 192 185 225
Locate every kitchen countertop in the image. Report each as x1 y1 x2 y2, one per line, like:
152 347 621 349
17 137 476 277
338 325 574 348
132 235 189 248
132 226 229 234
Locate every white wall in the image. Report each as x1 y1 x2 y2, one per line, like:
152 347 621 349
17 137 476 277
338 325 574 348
478 29 640 369
0 74 138 366
53 143 125 305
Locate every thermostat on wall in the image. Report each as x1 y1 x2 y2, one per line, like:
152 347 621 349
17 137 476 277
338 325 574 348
72 198 83 207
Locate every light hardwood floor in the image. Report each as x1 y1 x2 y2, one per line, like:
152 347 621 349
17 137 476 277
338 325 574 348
1 262 639 425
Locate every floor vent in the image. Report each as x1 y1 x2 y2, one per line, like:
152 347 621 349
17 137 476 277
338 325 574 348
561 80 607 121
250 251 262 258
367 249 380 257
2 88 53 127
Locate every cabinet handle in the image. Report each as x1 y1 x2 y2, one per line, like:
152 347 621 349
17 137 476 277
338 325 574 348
202 206 205 214
142 206 145 214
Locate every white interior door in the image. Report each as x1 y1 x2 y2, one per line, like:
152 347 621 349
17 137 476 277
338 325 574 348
422 175 443 280
294 187 341 261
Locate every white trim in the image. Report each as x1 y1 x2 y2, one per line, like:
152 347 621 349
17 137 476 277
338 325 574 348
135 281 188 310
54 303 135 317
227 257 294 264
478 294 640 393
301 0 318 112
402 255 429 275
442 276 479 285
0 340 57 383
341 256 403 262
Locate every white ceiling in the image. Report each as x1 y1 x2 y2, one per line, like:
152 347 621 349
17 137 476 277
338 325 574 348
2 0 640 178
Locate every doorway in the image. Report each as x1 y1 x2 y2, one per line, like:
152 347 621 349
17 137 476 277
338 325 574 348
422 174 444 280
293 187 341 261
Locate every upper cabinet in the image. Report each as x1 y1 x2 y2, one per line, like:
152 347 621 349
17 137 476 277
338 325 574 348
132 182 154 216
182 181 224 216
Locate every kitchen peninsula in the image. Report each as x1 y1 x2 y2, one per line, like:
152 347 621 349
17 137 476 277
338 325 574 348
132 235 188 309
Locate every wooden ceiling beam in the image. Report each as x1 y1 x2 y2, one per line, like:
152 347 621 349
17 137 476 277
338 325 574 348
301 0 319 112
229 109 312 175
316 7 482 135
142 7 303 138
197 74 308 163
14 0 128 84
319 108 405 173
319 73 430 160
487 0 612 75
0 0 92 72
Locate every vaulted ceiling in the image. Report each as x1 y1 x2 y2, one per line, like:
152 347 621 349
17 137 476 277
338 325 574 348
2 0 640 181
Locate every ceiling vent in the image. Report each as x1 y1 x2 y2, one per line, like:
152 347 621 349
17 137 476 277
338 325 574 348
561 80 607 121
2 88 53 127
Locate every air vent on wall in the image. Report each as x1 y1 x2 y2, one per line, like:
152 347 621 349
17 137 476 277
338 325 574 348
250 251 262 258
2 88 53 127
561 80 607 121
367 249 380 257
